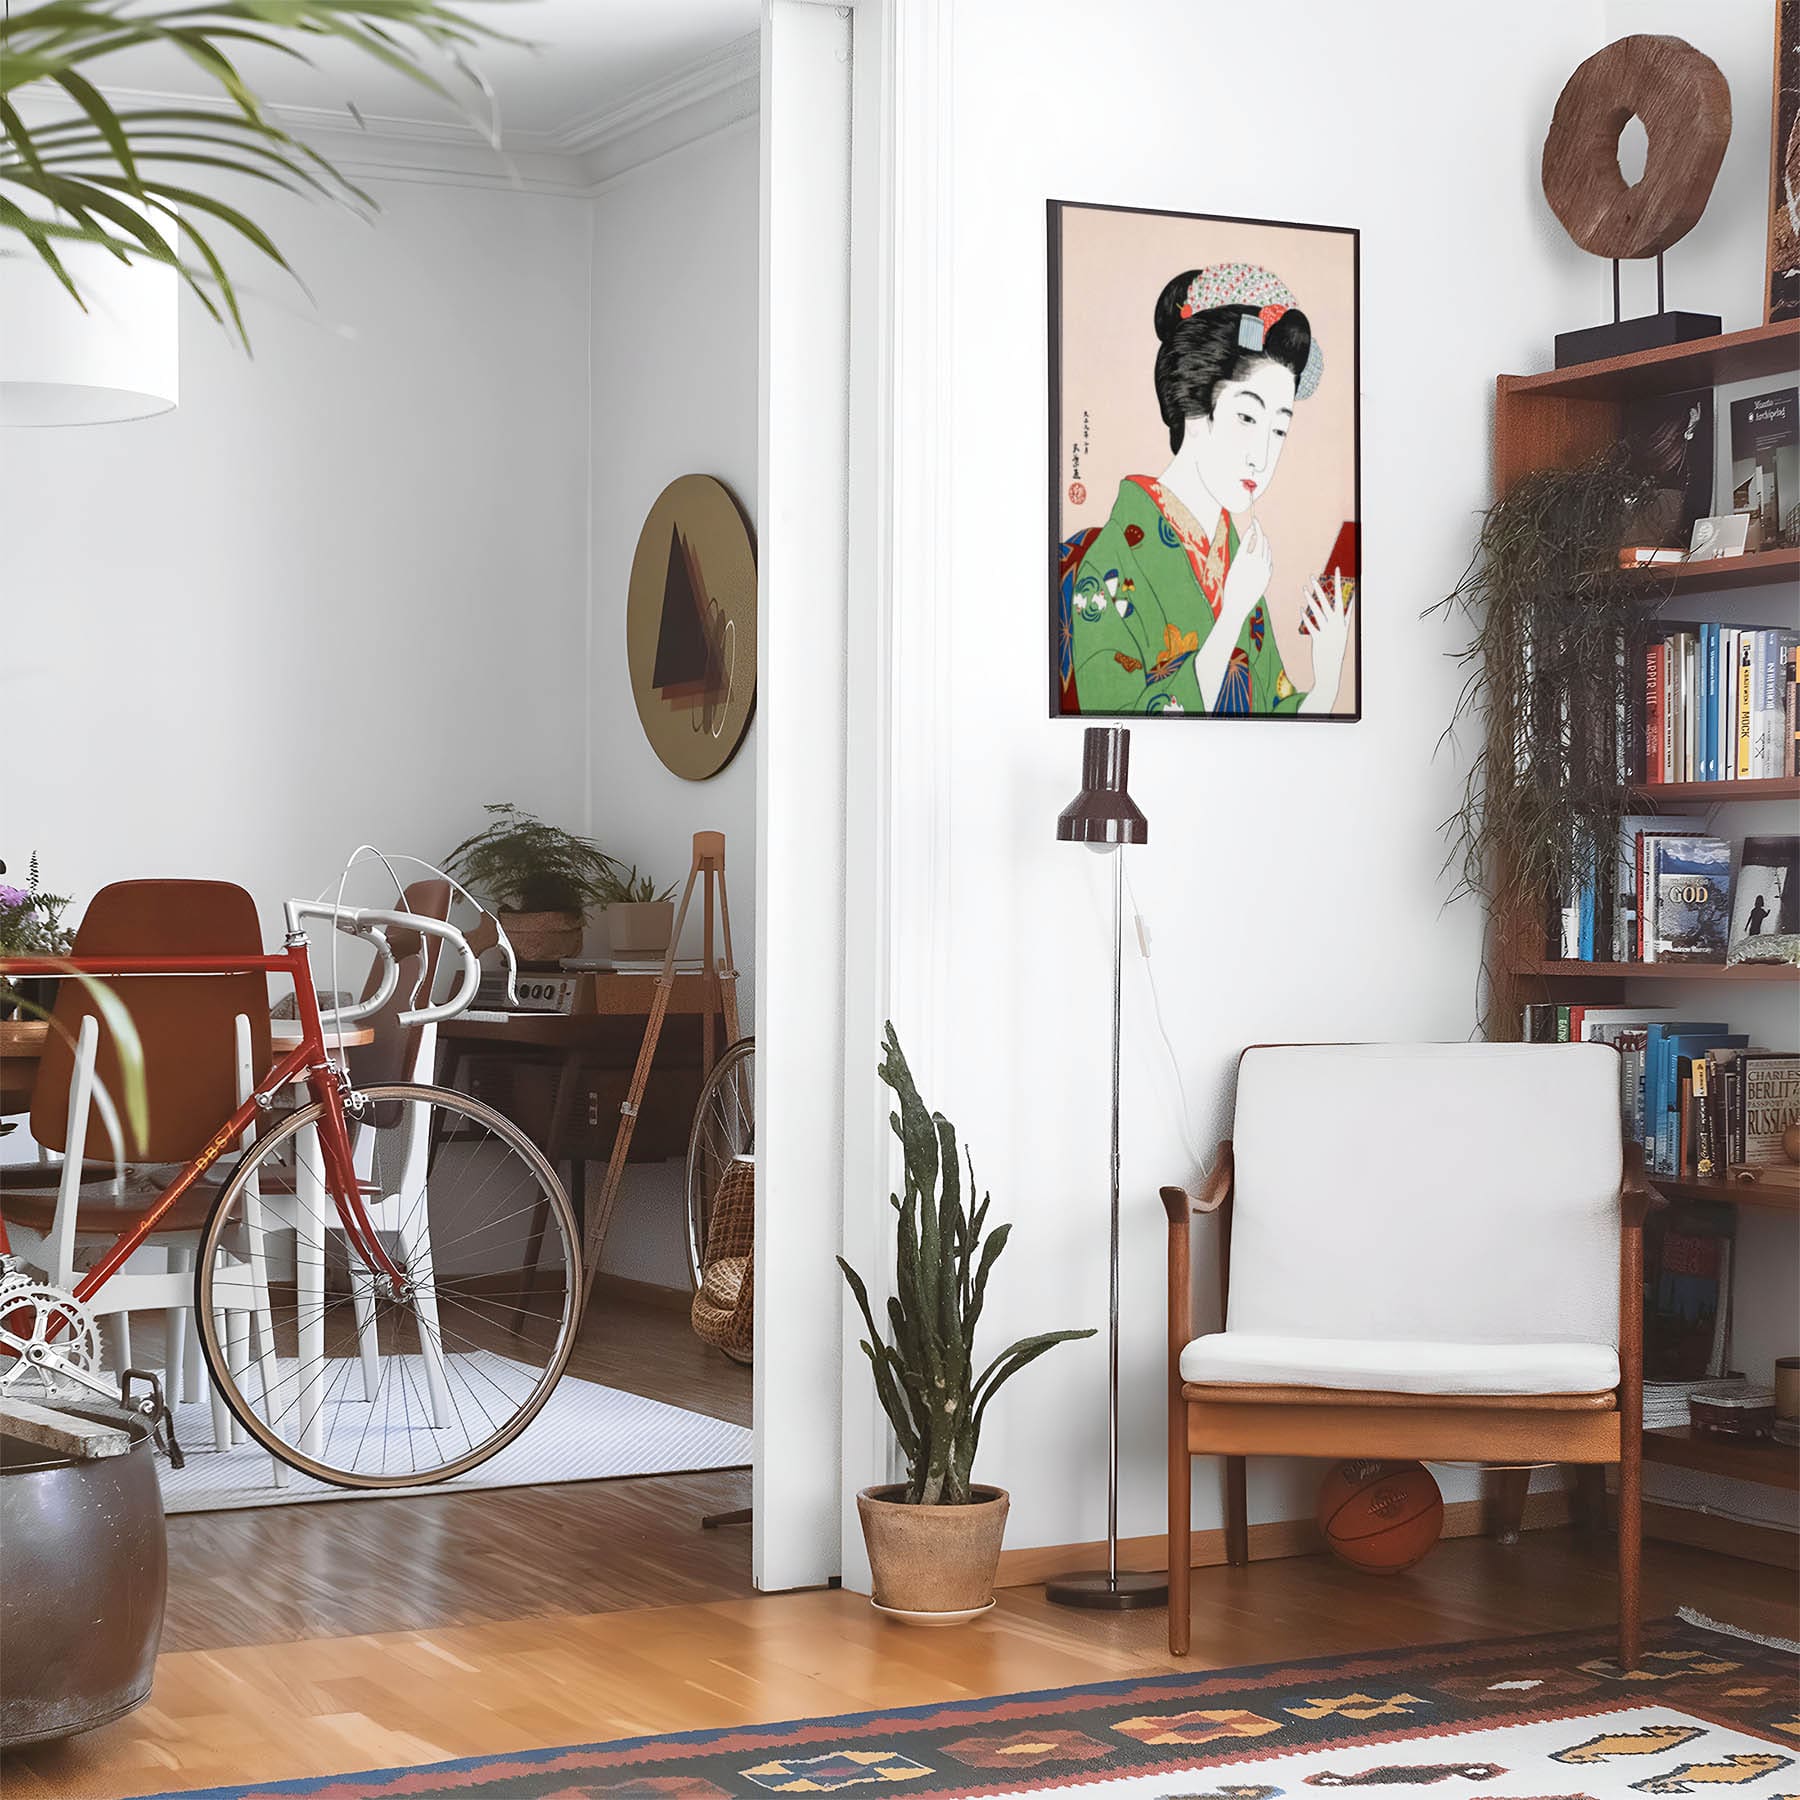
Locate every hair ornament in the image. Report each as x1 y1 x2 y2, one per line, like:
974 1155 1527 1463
1179 262 1322 400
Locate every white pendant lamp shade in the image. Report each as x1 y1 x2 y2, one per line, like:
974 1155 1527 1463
0 213 179 426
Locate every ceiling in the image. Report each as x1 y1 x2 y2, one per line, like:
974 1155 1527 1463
93 0 762 147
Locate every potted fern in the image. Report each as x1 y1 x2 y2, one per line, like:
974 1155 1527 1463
445 805 619 968
838 1025 1094 1623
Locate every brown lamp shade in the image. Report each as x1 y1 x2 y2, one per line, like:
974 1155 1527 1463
1056 725 1148 847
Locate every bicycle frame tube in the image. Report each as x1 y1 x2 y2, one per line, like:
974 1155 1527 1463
0 940 407 1297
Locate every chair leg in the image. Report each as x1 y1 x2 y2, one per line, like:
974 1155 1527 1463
1488 1466 1531 1544
1617 1446 1642 1670
1571 1464 1608 1541
164 1244 191 1406
1168 1448 1191 1656
1224 1455 1249 1567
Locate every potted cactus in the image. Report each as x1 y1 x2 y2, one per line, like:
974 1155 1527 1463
838 1025 1094 1623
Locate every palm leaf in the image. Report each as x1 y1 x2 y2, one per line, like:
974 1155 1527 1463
0 0 521 343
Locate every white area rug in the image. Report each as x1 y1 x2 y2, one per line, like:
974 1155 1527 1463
155 1365 751 1513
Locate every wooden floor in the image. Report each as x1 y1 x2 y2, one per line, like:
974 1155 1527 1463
160 1284 755 1651
7 1300 1798 1798
7 1531 1796 1800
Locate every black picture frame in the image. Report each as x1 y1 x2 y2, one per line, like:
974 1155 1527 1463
1047 198 1362 722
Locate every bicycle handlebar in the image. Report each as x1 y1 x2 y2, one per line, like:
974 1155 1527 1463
282 900 508 1028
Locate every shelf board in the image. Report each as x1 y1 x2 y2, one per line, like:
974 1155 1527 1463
1625 546 1800 595
1648 1174 1800 1215
1500 319 1800 402
1629 776 1800 804
1643 1425 1800 1491
1512 959 1800 982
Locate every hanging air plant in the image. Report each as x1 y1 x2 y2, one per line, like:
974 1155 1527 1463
1428 446 1666 1028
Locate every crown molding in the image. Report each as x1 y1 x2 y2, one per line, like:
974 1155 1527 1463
553 31 759 157
12 33 761 195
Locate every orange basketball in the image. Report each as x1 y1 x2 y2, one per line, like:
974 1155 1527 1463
1315 1460 1443 1574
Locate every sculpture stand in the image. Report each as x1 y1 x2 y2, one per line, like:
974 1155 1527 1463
1554 252 1720 367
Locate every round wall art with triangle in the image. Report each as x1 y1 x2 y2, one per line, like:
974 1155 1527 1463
625 474 757 781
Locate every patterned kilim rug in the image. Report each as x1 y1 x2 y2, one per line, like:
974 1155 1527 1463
133 1612 1797 1800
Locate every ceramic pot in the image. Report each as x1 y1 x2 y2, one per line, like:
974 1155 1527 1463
0 1405 167 1746
499 909 585 969
856 1484 1008 1623
605 900 676 959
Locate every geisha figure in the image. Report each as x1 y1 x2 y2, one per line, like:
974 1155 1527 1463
1058 262 1352 715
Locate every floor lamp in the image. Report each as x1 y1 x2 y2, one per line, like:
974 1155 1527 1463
1046 724 1166 1610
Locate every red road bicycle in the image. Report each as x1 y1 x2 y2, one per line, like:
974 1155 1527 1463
0 899 582 1488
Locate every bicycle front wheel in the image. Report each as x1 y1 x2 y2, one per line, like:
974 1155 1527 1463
195 1082 581 1488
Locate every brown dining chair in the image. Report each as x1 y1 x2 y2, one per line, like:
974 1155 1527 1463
3 879 276 1456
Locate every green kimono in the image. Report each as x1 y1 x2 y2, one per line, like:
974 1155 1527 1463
1059 476 1299 716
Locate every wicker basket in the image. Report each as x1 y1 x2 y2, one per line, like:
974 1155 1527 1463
690 1156 754 1363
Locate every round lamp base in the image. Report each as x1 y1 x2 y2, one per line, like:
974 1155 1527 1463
1043 1568 1169 1610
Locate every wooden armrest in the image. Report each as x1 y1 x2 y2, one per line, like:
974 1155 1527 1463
1621 1140 1662 1229
1161 1141 1233 1222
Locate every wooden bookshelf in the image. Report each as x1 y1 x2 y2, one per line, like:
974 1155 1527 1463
1627 545 1800 595
1501 318 1800 403
1512 959 1800 983
1628 775 1800 804
1490 324 1800 1562
1648 1174 1800 1214
1643 1426 1800 1492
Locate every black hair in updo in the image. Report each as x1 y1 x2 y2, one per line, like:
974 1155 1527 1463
1152 272 1313 454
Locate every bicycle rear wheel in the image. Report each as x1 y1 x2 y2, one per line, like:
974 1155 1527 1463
685 1037 755 1290
195 1082 580 1488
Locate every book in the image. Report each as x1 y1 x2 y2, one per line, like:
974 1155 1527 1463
1643 1202 1736 1381
1739 1052 1800 1166
1737 634 1754 777
1728 834 1798 953
1751 629 1800 776
1729 387 1798 548
1647 836 1732 962
1617 814 1704 963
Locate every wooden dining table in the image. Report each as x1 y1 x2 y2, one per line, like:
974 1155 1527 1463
0 1017 374 1117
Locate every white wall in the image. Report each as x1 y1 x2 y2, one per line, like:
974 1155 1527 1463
865 0 1635 1556
2 177 592 923
584 119 763 1286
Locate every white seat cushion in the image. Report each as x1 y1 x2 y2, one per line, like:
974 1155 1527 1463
1180 1332 1619 1397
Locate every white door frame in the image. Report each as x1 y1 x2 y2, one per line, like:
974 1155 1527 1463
755 0 954 1592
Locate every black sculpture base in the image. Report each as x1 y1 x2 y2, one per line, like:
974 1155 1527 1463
1044 1568 1169 1610
1554 311 1721 368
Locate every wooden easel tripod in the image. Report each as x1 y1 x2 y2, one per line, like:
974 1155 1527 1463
578 830 740 1315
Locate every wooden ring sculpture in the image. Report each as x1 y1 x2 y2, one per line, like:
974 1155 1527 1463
1541 34 1731 260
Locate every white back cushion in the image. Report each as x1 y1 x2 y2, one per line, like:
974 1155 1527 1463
1227 1044 1622 1348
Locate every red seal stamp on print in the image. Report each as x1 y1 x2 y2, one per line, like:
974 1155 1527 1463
1068 480 1087 506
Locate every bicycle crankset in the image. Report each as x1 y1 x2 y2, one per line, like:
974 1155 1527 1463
0 1275 110 1402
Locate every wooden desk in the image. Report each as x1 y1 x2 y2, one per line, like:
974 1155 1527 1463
437 973 734 1252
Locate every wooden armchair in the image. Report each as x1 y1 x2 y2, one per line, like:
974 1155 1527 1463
1162 1042 1650 1668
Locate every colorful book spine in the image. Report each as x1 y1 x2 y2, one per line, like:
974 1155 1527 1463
1737 636 1754 777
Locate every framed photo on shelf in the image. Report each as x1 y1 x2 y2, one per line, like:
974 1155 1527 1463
1769 0 1800 323
1048 200 1361 721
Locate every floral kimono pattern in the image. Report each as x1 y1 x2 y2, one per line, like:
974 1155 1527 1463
1058 476 1300 715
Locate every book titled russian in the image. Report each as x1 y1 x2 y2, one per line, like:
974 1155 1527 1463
1647 836 1732 962
1739 1053 1800 1167
1729 387 1798 547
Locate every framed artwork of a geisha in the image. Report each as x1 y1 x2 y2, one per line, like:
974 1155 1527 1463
1049 200 1361 721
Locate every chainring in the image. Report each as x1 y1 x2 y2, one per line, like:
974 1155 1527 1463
0 1278 104 1397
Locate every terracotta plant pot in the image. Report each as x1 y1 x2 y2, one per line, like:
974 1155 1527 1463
605 900 675 959
499 909 585 969
856 1484 1009 1623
